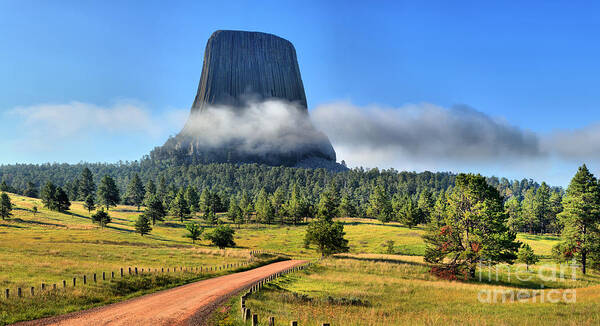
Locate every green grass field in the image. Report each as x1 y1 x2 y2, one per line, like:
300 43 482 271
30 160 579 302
1 192 598 325
221 255 600 325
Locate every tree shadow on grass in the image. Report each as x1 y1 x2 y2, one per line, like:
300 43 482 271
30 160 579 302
331 254 428 268
8 218 66 228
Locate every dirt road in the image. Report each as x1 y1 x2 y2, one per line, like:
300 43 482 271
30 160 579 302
19 260 306 326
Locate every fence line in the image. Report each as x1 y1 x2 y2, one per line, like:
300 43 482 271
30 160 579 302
3 260 256 300
239 261 327 326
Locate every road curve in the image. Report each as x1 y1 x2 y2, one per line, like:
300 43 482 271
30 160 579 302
17 260 306 326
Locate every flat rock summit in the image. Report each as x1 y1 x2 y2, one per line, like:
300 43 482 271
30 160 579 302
152 30 341 169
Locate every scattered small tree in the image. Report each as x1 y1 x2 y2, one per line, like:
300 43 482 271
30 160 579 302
91 209 111 228
135 215 152 236
83 194 96 214
185 223 204 244
383 240 395 254
304 218 349 256
517 243 539 271
0 193 12 220
55 187 71 212
78 167 96 200
170 190 191 222
32 206 38 216
97 175 120 211
125 173 145 211
205 225 235 248
143 195 167 225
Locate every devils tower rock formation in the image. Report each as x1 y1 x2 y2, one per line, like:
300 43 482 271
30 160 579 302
152 30 339 168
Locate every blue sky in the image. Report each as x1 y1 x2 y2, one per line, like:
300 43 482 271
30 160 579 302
1 1 600 186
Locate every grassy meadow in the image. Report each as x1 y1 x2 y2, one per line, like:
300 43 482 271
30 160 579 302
221 255 600 325
1 192 597 325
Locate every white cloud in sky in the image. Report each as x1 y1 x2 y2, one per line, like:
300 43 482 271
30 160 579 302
10 101 187 138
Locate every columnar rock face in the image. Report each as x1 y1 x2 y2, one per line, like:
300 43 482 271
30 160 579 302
152 30 339 168
191 30 308 112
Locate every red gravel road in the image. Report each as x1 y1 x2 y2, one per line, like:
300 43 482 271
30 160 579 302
17 260 306 326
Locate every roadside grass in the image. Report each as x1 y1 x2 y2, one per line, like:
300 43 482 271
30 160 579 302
0 258 285 325
222 255 600 326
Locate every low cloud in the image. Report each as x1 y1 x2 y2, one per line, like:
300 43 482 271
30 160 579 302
178 100 334 158
544 123 600 160
311 102 543 163
10 101 187 138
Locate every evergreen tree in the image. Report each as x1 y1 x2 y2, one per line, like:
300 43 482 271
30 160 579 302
125 173 145 211
338 191 357 218
143 194 167 225
0 181 9 192
397 196 424 228
24 182 38 198
432 190 447 226
156 176 167 202
41 182 58 210
534 182 552 233
199 188 211 214
228 197 244 227
32 206 38 216
97 175 120 210
317 184 339 221
367 185 392 222
135 215 152 236
423 174 520 279
521 188 537 234
78 167 96 200
505 196 523 233
91 209 111 228
549 191 564 233
184 223 204 244
185 186 200 213
255 188 275 224
205 225 235 248
0 193 12 220
417 190 435 223
170 189 191 222
271 186 286 224
83 194 96 214
517 243 539 271
238 190 253 224
54 187 71 212
304 218 349 256
144 180 157 205
556 164 600 274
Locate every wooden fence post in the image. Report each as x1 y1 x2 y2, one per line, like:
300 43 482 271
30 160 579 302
93 273 97 283
30 287 34 296
83 275 87 284
128 267 131 275
268 316 275 326
291 321 298 326
53 284 56 290
244 308 251 322
135 267 138 275
63 280 66 288
121 268 124 278
111 271 114 279
41 283 45 290
17 288 21 297
322 324 330 326
5 289 8 299
252 314 258 326
103 272 106 281
73 277 76 286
